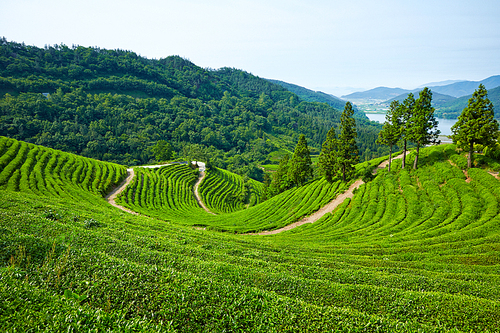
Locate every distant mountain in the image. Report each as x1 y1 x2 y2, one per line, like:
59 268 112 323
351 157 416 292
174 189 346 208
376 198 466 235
342 87 410 101
428 75 500 98
417 80 465 88
268 79 367 119
386 91 457 109
342 75 500 102
434 85 500 119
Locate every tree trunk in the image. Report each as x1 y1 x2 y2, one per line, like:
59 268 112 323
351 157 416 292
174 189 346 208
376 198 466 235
388 145 392 172
468 142 473 169
402 139 407 169
413 145 419 169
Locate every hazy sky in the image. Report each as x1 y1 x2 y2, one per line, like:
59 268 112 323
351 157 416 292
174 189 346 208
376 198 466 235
2 0 499 96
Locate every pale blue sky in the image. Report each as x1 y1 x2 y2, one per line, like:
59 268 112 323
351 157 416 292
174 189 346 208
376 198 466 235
1 0 499 96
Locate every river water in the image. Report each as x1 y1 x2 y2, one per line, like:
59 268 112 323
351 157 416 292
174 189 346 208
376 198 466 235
365 113 457 136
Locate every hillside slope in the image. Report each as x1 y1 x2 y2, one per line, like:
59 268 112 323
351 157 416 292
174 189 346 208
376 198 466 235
0 38 387 176
1 138 500 331
429 75 500 97
266 79 367 119
342 86 410 100
434 85 500 119
385 90 457 109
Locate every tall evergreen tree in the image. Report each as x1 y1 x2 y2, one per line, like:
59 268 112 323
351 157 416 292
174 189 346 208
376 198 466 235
376 100 401 172
408 87 440 169
397 93 415 169
451 84 499 168
288 134 313 186
270 154 291 194
319 127 339 182
338 102 359 182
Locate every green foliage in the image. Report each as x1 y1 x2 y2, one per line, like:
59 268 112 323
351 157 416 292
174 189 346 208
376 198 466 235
434 85 500 119
1 139 500 331
451 84 499 168
287 134 313 186
266 154 291 197
0 38 390 177
397 93 415 168
319 127 339 182
83 218 101 229
267 79 368 119
376 100 401 172
151 140 173 162
0 136 127 197
199 167 264 213
408 88 440 169
338 102 359 181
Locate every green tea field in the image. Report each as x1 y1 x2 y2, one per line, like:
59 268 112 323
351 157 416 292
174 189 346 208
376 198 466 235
1 136 500 332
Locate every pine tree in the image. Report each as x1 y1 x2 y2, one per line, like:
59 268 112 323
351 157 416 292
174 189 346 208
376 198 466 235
288 134 313 186
451 84 499 168
376 100 401 172
338 102 359 182
398 93 415 169
319 127 339 182
270 154 291 194
408 88 440 169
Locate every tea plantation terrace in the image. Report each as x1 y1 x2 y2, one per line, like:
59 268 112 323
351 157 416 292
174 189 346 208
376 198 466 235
1 136 499 332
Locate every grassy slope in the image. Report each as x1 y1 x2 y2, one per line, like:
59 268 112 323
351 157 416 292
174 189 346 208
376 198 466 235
1 138 500 332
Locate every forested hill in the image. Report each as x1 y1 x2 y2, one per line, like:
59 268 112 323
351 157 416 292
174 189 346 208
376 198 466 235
0 38 386 179
433 85 500 119
266 79 366 119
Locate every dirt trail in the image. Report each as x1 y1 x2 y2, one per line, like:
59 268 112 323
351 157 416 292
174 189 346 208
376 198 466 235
192 163 216 215
373 151 407 174
254 179 364 236
488 171 500 180
105 168 140 215
105 162 215 216
250 151 409 236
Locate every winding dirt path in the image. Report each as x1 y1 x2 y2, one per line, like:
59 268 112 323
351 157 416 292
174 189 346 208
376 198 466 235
105 168 139 215
373 151 407 174
192 162 216 215
105 162 214 215
250 151 409 236
254 179 364 235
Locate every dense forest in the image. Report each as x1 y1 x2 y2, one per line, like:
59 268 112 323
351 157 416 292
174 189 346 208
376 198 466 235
0 38 387 180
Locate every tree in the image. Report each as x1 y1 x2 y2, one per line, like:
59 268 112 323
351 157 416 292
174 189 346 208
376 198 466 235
270 154 291 194
376 100 401 172
408 88 440 169
288 134 313 186
397 93 415 169
152 140 173 161
451 84 499 168
319 127 339 182
338 102 359 181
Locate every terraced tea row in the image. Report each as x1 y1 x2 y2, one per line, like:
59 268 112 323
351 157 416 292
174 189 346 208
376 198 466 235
199 167 264 213
112 160 350 233
1 138 500 331
2 184 499 332
278 145 500 268
0 136 126 199
115 164 205 220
